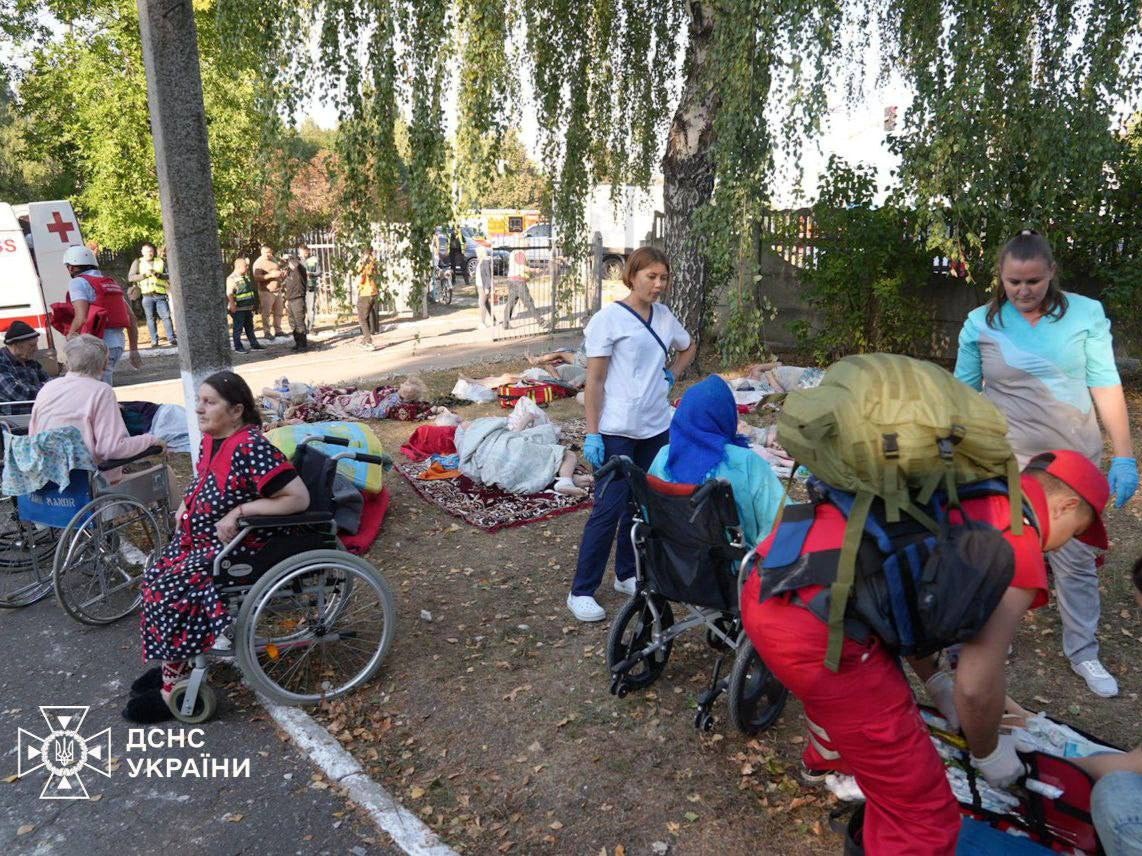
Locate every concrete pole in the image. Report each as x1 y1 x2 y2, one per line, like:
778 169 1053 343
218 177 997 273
136 0 231 455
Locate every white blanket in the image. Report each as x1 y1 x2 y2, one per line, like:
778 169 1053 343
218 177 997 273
456 417 565 495
150 405 192 453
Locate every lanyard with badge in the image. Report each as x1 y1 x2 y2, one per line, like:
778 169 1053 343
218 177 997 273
616 301 672 383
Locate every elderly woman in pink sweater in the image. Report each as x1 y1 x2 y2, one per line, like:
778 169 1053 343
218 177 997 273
30 334 161 471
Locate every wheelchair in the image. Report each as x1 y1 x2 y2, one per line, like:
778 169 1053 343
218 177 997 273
600 456 789 735
0 401 56 609
3 423 172 625
169 435 396 723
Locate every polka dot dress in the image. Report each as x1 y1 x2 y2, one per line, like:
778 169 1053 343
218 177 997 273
140 426 295 662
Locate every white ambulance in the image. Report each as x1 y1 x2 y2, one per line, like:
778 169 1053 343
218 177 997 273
0 200 86 362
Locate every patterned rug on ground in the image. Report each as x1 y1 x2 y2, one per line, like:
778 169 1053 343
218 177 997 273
394 419 593 533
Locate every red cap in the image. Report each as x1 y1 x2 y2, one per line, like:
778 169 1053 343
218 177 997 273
1025 450 1109 549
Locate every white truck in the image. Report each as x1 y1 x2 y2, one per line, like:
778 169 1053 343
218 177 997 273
0 200 86 363
586 179 663 279
508 180 663 278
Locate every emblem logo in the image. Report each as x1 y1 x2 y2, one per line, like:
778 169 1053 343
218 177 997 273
17 706 111 799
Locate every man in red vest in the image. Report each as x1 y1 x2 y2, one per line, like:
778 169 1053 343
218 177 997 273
62 245 141 385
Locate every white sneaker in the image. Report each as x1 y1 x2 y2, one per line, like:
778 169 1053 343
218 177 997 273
1072 659 1118 698
566 593 605 622
613 576 636 596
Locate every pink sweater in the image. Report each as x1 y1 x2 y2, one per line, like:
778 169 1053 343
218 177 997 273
29 374 157 465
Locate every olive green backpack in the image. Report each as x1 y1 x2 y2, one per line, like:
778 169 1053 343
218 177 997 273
775 353 1023 671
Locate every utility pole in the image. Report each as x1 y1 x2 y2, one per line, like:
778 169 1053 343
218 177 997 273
136 0 231 454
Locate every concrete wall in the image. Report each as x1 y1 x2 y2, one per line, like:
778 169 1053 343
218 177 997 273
718 250 992 361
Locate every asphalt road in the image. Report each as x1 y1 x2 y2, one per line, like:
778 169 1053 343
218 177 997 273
0 594 397 855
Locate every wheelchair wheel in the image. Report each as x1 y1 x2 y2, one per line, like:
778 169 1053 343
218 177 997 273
606 593 674 691
52 493 164 625
168 680 218 725
0 496 56 608
234 550 396 706
727 637 788 735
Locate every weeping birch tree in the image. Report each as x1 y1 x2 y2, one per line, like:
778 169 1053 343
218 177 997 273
7 0 1140 351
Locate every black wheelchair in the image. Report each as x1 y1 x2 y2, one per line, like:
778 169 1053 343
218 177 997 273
170 436 396 723
600 456 789 735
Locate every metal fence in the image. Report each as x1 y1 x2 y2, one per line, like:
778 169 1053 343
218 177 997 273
94 225 639 338
489 232 606 340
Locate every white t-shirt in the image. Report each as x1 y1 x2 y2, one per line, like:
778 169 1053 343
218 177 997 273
584 300 691 439
508 249 528 280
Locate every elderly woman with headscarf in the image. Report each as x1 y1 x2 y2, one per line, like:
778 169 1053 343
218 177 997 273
648 375 785 547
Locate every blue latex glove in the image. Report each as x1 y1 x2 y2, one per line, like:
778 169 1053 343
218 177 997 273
584 433 605 469
663 368 675 390
1108 456 1139 508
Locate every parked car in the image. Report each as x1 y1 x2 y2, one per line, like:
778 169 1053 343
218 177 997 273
517 222 553 264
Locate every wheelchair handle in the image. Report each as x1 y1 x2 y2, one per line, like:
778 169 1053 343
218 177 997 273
303 435 351 447
689 479 720 508
99 444 164 471
594 455 630 481
329 450 393 469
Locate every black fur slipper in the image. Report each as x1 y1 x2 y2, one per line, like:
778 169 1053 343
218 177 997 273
130 667 162 695
122 689 173 724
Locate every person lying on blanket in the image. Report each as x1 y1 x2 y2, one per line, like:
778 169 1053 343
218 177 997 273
454 408 592 497
526 345 588 387
1075 556 1142 856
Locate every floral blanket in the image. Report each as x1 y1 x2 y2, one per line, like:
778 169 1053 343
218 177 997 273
394 419 591 532
286 386 432 424
2 426 95 495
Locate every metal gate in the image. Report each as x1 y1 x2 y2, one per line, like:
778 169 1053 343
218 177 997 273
491 232 605 340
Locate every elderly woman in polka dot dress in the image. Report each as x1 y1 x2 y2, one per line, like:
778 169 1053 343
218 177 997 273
124 371 310 723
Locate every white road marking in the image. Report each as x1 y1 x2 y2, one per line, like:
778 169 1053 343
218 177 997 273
262 700 458 856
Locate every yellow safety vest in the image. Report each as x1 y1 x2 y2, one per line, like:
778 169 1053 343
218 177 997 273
139 258 168 296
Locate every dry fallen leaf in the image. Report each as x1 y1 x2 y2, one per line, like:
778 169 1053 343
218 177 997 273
3 774 19 784
16 825 33 836
223 813 244 823
549 821 563 830
410 786 426 799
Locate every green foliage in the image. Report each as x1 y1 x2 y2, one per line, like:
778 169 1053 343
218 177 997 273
461 128 545 211
13 0 293 251
697 0 848 361
521 0 683 261
454 0 515 211
6 0 1138 347
0 80 72 201
883 0 1142 286
792 157 932 365
296 0 449 308
1095 117 1142 349
718 288 776 368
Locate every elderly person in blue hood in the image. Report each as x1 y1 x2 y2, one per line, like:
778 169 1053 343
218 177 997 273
648 375 785 547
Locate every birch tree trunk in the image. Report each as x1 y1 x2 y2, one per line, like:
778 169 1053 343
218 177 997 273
662 1 718 354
